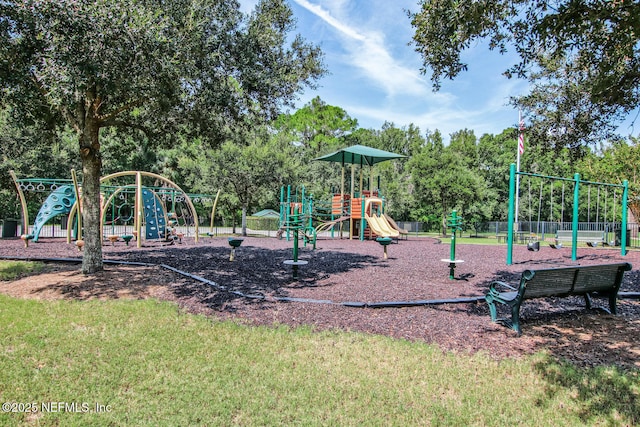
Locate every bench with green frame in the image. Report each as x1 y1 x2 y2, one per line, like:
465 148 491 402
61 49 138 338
485 262 632 335
555 229 608 247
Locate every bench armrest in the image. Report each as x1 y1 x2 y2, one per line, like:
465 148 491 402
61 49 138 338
487 281 520 302
488 280 517 293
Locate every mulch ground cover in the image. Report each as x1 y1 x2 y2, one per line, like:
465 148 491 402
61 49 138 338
1 235 639 369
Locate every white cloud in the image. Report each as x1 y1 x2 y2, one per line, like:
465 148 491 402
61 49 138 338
345 81 520 140
240 0 534 139
291 0 429 97
292 0 362 41
347 103 467 136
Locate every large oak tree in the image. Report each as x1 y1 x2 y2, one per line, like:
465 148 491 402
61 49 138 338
0 0 324 273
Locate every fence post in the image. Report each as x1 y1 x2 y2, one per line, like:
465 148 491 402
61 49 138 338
572 173 580 262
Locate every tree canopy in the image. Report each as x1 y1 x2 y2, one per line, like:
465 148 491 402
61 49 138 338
274 96 358 155
409 0 640 150
0 0 325 273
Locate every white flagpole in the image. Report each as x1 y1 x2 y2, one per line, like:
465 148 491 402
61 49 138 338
514 110 523 232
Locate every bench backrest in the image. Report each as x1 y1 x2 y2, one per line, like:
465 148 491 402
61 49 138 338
519 262 632 299
556 230 604 240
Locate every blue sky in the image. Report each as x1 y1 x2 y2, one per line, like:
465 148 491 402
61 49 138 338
240 0 635 141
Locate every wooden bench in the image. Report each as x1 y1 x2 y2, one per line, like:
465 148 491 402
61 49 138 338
485 262 632 335
555 230 607 246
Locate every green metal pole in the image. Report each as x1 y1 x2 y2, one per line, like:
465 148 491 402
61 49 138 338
279 186 285 229
286 185 292 241
621 180 628 256
507 163 516 265
447 210 460 280
293 210 299 263
292 207 300 278
308 195 313 230
450 210 457 263
572 173 580 262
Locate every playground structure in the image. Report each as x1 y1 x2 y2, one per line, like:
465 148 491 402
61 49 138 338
9 170 219 248
309 144 406 241
278 183 404 272
507 163 629 264
277 146 407 271
279 185 316 245
279 185 403 244
278 145 408 244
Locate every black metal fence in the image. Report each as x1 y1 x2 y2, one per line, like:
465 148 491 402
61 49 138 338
480 221 639 247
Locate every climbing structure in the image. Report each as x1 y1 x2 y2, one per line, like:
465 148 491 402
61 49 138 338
10 170 218 247
31 185 76 242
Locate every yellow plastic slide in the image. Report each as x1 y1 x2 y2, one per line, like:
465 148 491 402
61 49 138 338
365 213 399 238
377 214 400 237
384 214 408 235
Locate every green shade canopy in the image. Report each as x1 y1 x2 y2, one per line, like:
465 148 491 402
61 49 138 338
314 144 406 166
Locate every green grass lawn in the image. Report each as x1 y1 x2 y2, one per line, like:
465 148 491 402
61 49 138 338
425 234 508 246
1 262 638 426
0 260 44 281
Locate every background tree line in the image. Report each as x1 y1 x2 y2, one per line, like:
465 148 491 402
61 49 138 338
3 95 639 237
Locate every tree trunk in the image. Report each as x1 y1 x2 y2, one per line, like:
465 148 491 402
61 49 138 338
241 204 248 236
232 211 236 234
79 120 103 274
